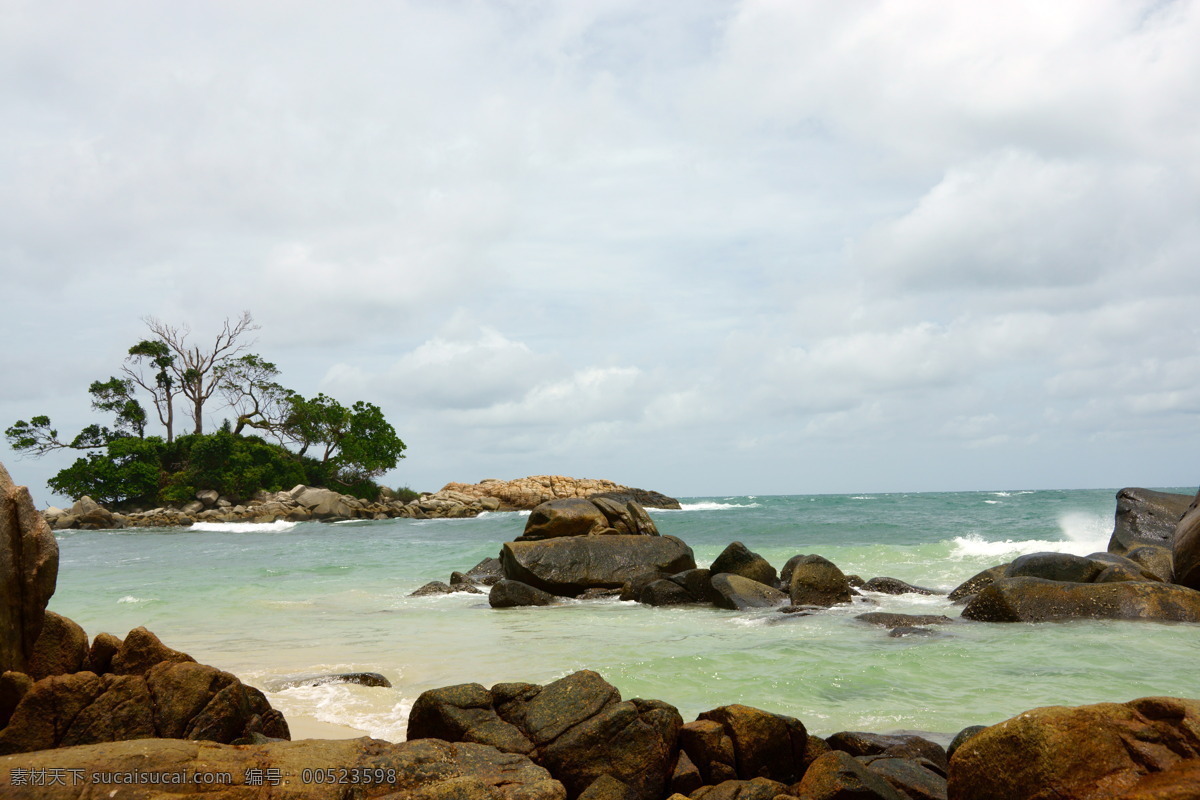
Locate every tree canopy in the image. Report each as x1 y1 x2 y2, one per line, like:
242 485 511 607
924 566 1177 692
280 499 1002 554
5 314 406 506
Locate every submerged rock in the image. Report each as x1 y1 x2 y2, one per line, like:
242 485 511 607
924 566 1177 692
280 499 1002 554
710 573 788 610
490 579 560 608
862 577 941 595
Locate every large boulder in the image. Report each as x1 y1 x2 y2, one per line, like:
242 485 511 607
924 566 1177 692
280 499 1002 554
0 462 59 674
795 750 907 800
1172 491 1200 590
785 555 853 607
948 564 1009 603
709 542 777 587
961 577 1200 623
292 486 353 520
947 696 1200 800
0 736 566 800
710 574 788 610
408 671 679 800
1005 552 1105 583
521 498 614 540
25 611 88 680
501 536 696 597
694 704 809 784
490 579 559 608
1108 487 1193 555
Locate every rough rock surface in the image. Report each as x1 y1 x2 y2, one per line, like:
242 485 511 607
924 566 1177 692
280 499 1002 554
438 476 681 511
947 696 1200 800
1107 487 1193 555
960 577 1200 623
693 704 809 784
0 461 59 673
490 579 560 608
519 498 660 541
785 555 853 607
0 736 565 800
710 574 788 611
708 543 777 588
501 535 696 597
1172 490 1200 590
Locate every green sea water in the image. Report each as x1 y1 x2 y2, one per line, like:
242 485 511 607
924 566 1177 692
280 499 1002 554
47 489 1200 741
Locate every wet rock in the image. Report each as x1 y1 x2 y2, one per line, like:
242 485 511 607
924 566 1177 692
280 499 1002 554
710 573 788 610
794 750 906 800
668 569 718 605
862 577 941 595
501 535 696 597
278 672 392 689
1005 552 1105 583
696 704 809 784
465 556 506 586
888 626 939 637
948 564 1009 603
521 498 614 540
408 682 535 755
1108 487 1193 555
961 577 1200 623
640 579 696 606
826 731 947 775
490 579 559 608
709 542 777 588
855 612 953 628
945 725 986 760
410 580 456 596
785 555 853 607
947 696 1200 800
862 756 948 800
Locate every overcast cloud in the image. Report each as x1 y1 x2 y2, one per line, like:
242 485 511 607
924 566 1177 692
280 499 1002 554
4 0 1200 503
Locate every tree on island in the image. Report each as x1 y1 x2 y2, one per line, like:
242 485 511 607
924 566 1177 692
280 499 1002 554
5 313 405 507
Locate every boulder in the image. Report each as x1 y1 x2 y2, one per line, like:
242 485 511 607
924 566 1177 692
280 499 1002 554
410 580 456 596
0 462 59 674
435 476 680 511
109 626 196 675
696 704 809 784
861 577 941 595
590 497 660 536
786 555 853 607
1123 545 1174 583
862 756 948 800
293 486 353 519
710 573 788 610
0 736 566 800
668 568 718 605
679 719 738 784
826 731 947 775
490 580 559 608
1108 488 1193 555
794 750 907 800
639 579 696 606
709 542 777 588
83 632 122 674
946 725 986 761
1005 552 1105 583
25 611 88 680
948 564 1009 603
691 778 789 800
669 749 704 795
501 536 696 597
408 682 535 755
466 556 506 586
961 577 1200 623
521 498 616 540
947 696 1200 800
1172 492 1200 591
855 612 953 628
276 672 392 689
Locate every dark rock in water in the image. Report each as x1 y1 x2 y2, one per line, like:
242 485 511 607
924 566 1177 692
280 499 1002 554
856 612 953 627
826 731 948 775
619 572 666 602
501 535 696 597
795 750 907 800
1005 552 1104 583
577 587 622 600
946 724 986 760
845 574 866 588
591 488 681 510
26 611 88 680
668 568 717 604
863 577 941 595
862 756 949 800
1123 544 1174 583
0 736 564 800
0 462 60 674
489 579 559 608
464 556 505 586
786 555 853 607
696 704 809 784
709 542 777 588
710 573 788 610
639 579 695 606
410 580 456 596
1173 493 1200 591
961 576 1200 623
1108 487 1193 555
1086 552 1163 583
778 606 814 615
278 672 392 689
888 626 939 638
948 696 1200 800
948 564 1009 603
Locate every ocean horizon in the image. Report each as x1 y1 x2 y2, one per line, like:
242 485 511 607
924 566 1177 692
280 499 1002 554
47 487 1200 742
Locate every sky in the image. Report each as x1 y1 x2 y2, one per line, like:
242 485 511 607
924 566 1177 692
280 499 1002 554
3 0 1200 504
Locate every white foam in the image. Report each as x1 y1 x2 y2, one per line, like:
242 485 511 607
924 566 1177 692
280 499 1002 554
117 595 154 604
663 501 762 512
265 682 412 741
851 496 876 500
983 500 1000 504
190 521 297 533
950 522 1109 561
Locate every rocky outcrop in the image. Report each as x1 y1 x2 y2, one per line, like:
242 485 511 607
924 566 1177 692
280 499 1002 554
519 497 660 541
710 574 788 610
948 696 1200 800
437 476 681 511
785 555 853 607
408 670 681 800
490 579 560 608
0 622 288 755
0 462 59 674
1107 487 1193 555
501 535 696 597
708 542 777 588
960 576 1200 623
0 736 565 800
1172 490 1200 590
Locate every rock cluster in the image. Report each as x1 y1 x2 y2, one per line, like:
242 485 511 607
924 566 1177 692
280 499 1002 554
949 487 1200 624
43 475 681 529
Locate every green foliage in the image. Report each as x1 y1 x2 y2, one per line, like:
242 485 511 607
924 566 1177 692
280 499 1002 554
282 394 406 484
47 437 165 507
88 377 147 438
158 431 310 503
5 416 62 455
393 486 421 503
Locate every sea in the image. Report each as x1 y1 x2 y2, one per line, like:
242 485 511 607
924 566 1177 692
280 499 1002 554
47 488 1200 742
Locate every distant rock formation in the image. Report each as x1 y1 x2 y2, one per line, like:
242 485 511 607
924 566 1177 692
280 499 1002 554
436 476 681 511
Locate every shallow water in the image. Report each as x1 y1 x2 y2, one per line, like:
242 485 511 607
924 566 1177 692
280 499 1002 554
48 489 1200 740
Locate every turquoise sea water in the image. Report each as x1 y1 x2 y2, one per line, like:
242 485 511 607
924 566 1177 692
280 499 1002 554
47 489 1200 741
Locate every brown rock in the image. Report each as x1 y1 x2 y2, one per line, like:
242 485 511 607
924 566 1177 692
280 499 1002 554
692 777 790 800
948 564 1009 603
794 750 906 800
680 719 738 785
710 542 778 588
670 748 704 796
26 611 88 680
60 673 156 747
0 736 566 800
83 632 122 674
697 704 808 784
409 682 535 755
1172 491 1200 590
785 555 852 607
710 574 788 611
521 498 614 540
501 535 696 596
947 696 1200 800
0 671 106 755
109 626 196 675
1108 487 1193 555
437 476 680 511
825 731 947 775
0 462 59 674
0 671 33 729
960 577 1200 623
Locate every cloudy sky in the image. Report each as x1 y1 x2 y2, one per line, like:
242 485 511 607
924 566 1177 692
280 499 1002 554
4 0 1200 503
